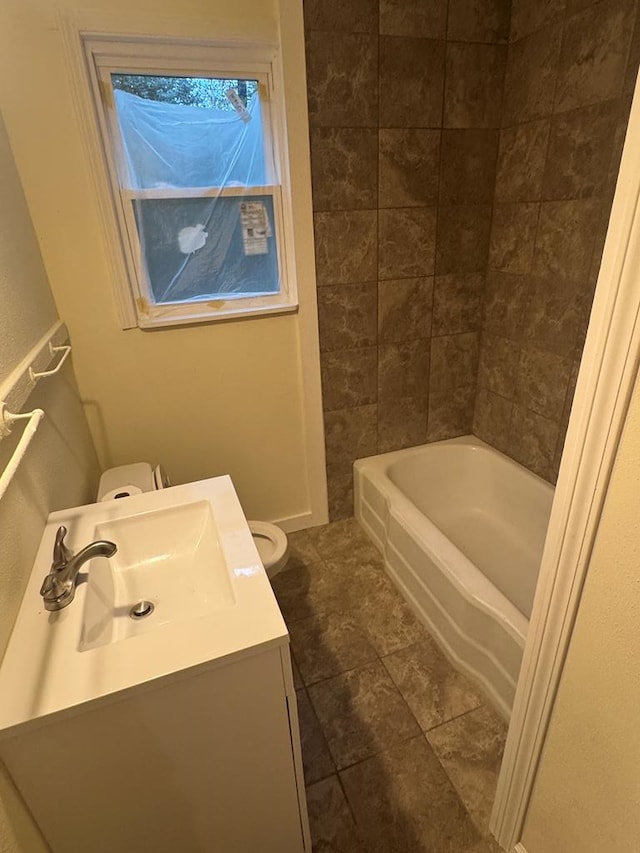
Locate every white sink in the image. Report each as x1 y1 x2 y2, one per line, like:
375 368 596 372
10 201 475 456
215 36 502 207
80 501 236 651
0 476 288 736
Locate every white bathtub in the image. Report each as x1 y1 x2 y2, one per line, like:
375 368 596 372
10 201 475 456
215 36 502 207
354 436 554 718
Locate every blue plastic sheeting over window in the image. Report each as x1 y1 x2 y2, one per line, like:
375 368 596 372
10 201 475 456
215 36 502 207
113 88 267 189
111 86 280 302
134 195 280 303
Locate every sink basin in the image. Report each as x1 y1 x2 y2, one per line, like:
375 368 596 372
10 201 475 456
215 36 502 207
0 475 288 737
80 501 236 651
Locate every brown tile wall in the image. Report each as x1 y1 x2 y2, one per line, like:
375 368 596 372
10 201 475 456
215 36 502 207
304 0 509 518
474 0 640 481
305 0 640 516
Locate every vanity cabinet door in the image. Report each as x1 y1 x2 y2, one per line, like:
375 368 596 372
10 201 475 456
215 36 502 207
1 646 308 852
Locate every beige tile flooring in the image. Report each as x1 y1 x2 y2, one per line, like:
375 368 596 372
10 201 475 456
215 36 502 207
272 518 507 853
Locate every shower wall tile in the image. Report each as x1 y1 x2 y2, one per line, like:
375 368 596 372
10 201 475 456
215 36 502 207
379 37 445 128
489 202 539 273
378 341 430 399
314 210 377 285
506 404 559 479
378 208 437 279
541 102 618 200
623 5 640 95
432 273 485 336
477 333 520 397
378 129 441 208
502 25 563 125
444 43 507 128
474 0 638 485
306 31 378 127
510 0 565 41
515 347 572 419
304 0 640 512
427 386 476 440
310 128 378 211
521 275 580 356
317 283 378 352
321 348 378 411
436 205 492 274
324 405 378 465
533 198 600 282
439 129 500 204
430 333 480 392
565 0 600 12
554 0 635 112
325 461 357 520
378 396 428 452
379 0 448 38
447 0 511 43
304 0 378 33
483 271 529 338
473 387 513 450
378 278 433 343
495 119 550 202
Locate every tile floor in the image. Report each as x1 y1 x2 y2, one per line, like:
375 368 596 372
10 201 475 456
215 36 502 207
271 518 507 853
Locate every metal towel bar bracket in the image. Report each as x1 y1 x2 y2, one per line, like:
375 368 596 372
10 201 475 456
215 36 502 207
0 321 71 501
29 343 71 381
0 406 46 501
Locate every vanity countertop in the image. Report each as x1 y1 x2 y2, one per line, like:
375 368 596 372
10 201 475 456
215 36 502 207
0 476 288 737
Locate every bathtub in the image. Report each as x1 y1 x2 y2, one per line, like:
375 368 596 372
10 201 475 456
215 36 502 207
354 436 554 718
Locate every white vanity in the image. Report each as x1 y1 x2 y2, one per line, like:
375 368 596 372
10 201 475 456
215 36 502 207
0 476 310 852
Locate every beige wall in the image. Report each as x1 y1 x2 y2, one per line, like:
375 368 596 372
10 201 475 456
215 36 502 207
0 111 99 853
522 368 640 852
0 0 323 526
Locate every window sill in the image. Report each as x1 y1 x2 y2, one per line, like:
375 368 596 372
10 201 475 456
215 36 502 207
136 294 299 329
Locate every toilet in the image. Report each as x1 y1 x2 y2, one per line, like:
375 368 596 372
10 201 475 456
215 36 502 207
96 463 289 579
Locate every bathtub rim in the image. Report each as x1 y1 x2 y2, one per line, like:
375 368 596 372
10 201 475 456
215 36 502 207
355 434 550 637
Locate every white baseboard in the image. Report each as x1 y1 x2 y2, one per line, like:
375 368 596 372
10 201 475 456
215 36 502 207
270 511 314 533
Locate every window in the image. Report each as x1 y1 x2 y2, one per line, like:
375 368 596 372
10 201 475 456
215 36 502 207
82 36 297 328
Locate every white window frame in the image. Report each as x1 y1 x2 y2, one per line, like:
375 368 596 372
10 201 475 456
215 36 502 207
79 34 298 329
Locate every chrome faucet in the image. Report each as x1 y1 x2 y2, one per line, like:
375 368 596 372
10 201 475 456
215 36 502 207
40 525 117 611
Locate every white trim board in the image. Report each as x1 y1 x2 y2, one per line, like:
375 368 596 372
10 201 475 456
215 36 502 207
270 511 313 534
490 73 640 850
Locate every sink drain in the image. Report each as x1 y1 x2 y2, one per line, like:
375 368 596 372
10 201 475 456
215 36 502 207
130 600 154 620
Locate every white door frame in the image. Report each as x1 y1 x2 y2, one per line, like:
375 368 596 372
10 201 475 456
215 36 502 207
490 72 640 852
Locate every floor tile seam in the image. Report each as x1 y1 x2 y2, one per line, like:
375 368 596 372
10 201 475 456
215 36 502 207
304 766 337 789
333 729 431 777
418 735 495 844
302 648 390 695
318 546 383 565
378 638 426 667
296 681 337 778
422 714 502 842
335 732 488 843
298 628 436 691
297 648 383 690
423 701 490 735
422 700 488 734
378 644 486 734
335 770 368 847
286 601 372 632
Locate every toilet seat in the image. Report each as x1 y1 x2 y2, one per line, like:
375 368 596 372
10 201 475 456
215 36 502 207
248 521 289 579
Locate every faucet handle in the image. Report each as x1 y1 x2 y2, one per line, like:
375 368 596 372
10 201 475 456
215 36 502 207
52 526 71 571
